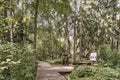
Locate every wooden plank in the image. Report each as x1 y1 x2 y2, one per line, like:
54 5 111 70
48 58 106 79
36 61 66 80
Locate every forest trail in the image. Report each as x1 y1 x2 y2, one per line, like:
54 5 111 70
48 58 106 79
35 61 74 80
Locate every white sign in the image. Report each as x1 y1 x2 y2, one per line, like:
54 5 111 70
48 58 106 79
89 52 97 61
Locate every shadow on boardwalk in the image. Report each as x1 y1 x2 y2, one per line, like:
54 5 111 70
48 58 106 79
35 61 74 80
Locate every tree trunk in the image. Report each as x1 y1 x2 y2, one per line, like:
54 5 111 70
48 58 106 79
65 20 70 56
79 20 83 60
33 0 39 69
4 8 8 26
3 7 10 41
10 0 13 42
73 18 76 63
117 39 119 49
111 37 114 51
21 1 25 44
79 0 83 61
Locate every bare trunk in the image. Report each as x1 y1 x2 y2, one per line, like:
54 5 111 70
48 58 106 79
79 21 82 60
65 21 70 54
64 19 71 60
63 20 70 65
22 1 24 44
73 19 76 63
117 39 119 49
10 0 13 42
111 37 119 51
79 0 83 60
111 37 113 51
4 8 8 26
33 0 39 69
3 7 10 41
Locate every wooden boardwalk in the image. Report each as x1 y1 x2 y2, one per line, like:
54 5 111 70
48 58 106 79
36 61 74 80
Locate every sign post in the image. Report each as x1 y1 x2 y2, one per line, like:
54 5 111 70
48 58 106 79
89 52 97 64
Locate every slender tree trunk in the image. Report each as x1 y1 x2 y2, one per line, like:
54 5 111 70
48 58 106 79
111 37 118 51
65 21 70 55
67 32 71 56
33 0 39 69
22 1 25 44
117 39 119 49
63 20 70 65
50 26 53 60
79 20 83 60
73 18 76 63
4 8 8 26
116 28 120 50
117 27 120 49
3 7 10 41
79 0 83 60
10 0 13 42
111 37 114 51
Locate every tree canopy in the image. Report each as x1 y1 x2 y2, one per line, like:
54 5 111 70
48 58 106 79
0 0 120 80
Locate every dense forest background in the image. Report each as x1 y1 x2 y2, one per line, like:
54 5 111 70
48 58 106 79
0 0 120 80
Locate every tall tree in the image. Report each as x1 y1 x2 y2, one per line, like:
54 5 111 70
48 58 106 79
33 0 39 69
79 0 83 60
10 0 13 42
73 17 77 63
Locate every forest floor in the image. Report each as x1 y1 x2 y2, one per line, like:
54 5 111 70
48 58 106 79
35 61 74 80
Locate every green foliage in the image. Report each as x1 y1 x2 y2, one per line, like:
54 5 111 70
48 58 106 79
98 45 120 68
0 0 120 80
47 58 72 64
37 27 64 61
0 43 36 80
68 66 120 80
47 59 63 64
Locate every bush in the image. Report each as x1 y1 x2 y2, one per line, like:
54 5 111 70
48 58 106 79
68 66 120 80
98 45 120 68
47 59 63 64
0 42 36 80
47 58 72 64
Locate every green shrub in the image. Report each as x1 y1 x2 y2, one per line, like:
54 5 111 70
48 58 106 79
0 42 36 80
98 45 120 68
68 66 120 80
47 58 72 64
47 59 62 64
